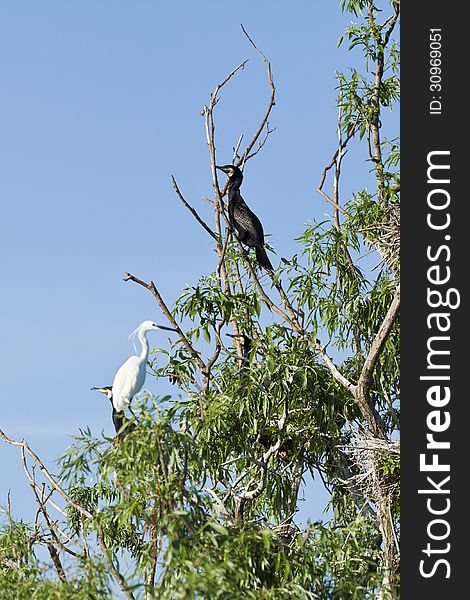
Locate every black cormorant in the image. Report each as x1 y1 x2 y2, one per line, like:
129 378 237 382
216 164 273 271
226 332 271 391
226 332 252 368
91 386 136 440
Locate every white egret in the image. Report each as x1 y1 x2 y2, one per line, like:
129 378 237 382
93 320 177 438
112 320 177 411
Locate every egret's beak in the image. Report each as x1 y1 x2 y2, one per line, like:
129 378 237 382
157 325 178 332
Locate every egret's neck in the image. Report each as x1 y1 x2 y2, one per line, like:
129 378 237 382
138 329 150 362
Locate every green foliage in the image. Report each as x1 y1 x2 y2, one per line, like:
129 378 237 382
0 518 112 599
159 516 382 599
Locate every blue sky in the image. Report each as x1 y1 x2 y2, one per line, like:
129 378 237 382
0 2 397 524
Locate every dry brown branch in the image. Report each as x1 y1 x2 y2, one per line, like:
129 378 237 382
216 222 231 277
245 122 276 161
171 176 218 241
19 446 84 554
46 541 67 583
232 134 244 163
198 27 300 359
205 130 244 367
19 444 67 518
234 240 294 324
239 25 276 163
212 59 249 98
201 55 269 367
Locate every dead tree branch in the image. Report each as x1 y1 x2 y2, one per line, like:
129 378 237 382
171 176 218 241
239 25 276 163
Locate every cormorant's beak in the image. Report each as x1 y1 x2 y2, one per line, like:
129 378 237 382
216 165 225 172
157 325 178 332
91 386 113 399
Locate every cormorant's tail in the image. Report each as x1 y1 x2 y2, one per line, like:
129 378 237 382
112 410 136 441
256 245 273 272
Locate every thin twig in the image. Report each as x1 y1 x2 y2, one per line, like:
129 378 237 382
171 176 218 241
239 25 276 162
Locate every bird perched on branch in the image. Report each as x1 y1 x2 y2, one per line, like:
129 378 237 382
226 331 272 393
216 164 273 271
91 385 136 440
226 332 252 368
93 320 177 438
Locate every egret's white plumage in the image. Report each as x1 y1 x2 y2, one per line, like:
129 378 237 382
111 320 176 413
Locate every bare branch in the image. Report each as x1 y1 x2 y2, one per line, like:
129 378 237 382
239 25 276 163
232 134 244 163
245 122 276 161
46 541 67 583
171 176 218 241
213 59 249 96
